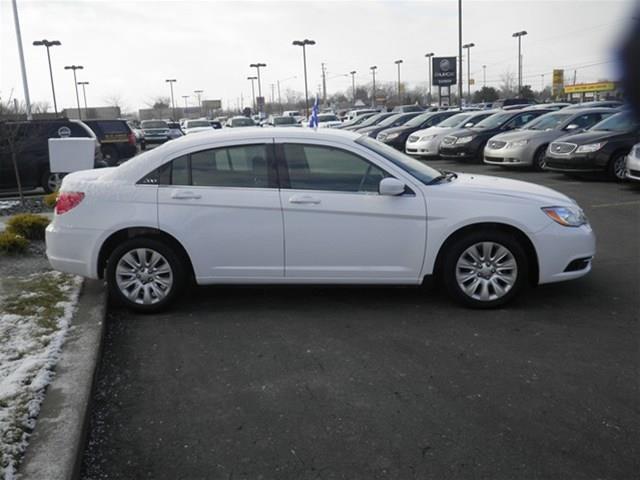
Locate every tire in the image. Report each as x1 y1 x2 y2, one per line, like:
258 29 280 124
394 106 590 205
40 170 64 194
607 152 627 182
140 142 147 151
442 230 528 308
532 146 548 172
102 145 120 166
106 237 185 313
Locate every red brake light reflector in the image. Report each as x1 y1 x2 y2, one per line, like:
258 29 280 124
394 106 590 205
55 192 85 215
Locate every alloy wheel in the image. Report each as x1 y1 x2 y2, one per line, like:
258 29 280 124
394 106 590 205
115 248 174 305
613 155 627 180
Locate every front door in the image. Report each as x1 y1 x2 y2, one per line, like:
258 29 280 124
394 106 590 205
277 141 427 282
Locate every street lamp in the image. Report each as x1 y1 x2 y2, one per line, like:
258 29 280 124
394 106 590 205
249 62 266 114
77 81 89 117
463 42 475 101
165 79 177 120
194 89 203 112
292 39 315 118
512 30 528 95
350 71 357 104
370 66 377 108
394 60 403 102
247 76 257 113
424 52 434 105
64 65 83 119
33 39 61 115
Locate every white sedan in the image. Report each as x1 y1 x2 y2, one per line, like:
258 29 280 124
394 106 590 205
46 128 595 312
182 119 213 135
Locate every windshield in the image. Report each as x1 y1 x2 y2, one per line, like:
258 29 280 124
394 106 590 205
141 121 168 129
404 112 435 128
318 114 339 122
231 117 255 127
526 113 572 131
474 112 512 129
439 113 471 128
186 120 210 128
357 136 440 184
273 116 296 125
358 113 392 128
590 111 637 132
378 113 419 128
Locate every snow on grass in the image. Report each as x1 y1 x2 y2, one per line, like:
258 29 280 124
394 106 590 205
0 202 19 212
0 271 82 479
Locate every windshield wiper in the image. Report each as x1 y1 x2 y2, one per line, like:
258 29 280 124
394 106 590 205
428 170 458 185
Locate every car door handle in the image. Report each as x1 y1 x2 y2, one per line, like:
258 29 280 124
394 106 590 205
171 190 202 200
288 194 321 204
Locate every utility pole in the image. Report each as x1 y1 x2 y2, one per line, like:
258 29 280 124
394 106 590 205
165 78 177 120
270 83 275 105
512 30 528 95
292 39 316 118
12 0 32 119
182 95 189 113
194 89 203 113
463 43 475 102
33 39 61 115
78 81 89 116
394 59 403 102
64 65 84 119
425 52 434 105
370 66 377 108
250 63 266 115
350 71 356 104
321 63 327 105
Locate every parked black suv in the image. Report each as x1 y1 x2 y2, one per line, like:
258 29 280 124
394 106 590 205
83 119 137 165
0 119 103 193
545 110 640 181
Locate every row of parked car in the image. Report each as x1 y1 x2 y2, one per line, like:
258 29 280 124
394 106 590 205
331 101 637 182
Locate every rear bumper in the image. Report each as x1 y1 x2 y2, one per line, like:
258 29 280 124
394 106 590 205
46 222 101 279
143 136 170 145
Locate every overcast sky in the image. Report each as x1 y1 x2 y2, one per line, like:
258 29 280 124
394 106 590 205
0 0 634 113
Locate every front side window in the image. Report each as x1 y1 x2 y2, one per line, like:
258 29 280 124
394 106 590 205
283 144 388 193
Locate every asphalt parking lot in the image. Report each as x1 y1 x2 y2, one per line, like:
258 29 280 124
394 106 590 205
80 161 639 480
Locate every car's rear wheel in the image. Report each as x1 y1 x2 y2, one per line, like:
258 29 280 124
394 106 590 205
532 146 548 171
102 145 120 166
607 152 627 182
442 231 528 308
41 170 64 194
106 238 185 312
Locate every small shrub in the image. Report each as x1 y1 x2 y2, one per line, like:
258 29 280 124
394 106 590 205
43 191 59 209
6 214 50 241
0 231 28 254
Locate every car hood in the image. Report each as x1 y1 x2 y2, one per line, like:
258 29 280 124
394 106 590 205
553 129 626 145
443 173 573 205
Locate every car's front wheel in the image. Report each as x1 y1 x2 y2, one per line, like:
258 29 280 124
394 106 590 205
106 238 185 312
532 146 548 171
442 231 528 308
607 152 627 182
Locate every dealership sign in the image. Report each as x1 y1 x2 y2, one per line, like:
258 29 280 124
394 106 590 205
564 82 616 94
432 56 457 86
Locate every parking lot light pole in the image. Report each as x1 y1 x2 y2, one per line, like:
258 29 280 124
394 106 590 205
77 81 89 116
370 66 377 108
458 0 463 107
12 0 32 120
194 89 203 113
394 59 403 102
350 71 357 104
512 30 527 95
165 79 177 120
182 95 189 114
33 39 61 115
64 65 83 120
292 39 315 118
424 53 434 105
483 65 487 87
247 76 257 113
463 43 475 102
249 63 266 114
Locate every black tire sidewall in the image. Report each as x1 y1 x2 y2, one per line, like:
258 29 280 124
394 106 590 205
533 146 547 171
442 230 528 308
106 237 185 313
607 152 626 182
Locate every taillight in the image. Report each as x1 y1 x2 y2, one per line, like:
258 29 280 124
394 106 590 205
55 192 85 215
128 132 136 145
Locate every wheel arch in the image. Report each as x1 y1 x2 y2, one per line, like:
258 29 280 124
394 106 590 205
431 222 539 286
97 227 195 281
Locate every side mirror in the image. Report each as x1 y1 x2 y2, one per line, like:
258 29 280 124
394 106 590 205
565 124 579 131
379 177 406 196
463 122 474 127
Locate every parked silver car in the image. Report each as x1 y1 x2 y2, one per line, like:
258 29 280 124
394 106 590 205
625 142 640 181
483 108 614 170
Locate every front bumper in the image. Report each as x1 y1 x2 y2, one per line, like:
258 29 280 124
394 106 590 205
46 222 102 279
484 144 532 167
544 151 607 173
405 138 440 157
439 142 478 160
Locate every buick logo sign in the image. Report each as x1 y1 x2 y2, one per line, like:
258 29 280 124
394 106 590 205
440 59 451 72
58 126 71 138
433 56 457 86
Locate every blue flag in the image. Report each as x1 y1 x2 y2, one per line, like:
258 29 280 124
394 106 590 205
308 96 319 128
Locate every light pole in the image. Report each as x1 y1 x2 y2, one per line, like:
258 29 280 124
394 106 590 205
249 62 266 114
458 0 463 107
425 52 434 105
483 65 487 87
194 89 203 113
512 30 528 95
463 42 475 102
350 71 357 104
77 81 89 117
370 66 377 108
33 39 61 115
182 95 189 114
247 76 257 113
12 0 32 120
165 79 177 120
64 65 83 119
292 39 315 118
394 59 403 102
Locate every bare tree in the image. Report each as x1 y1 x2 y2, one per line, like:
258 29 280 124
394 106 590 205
500 70 517 98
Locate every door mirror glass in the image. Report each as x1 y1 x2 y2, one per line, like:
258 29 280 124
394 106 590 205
565 123 579 131
379 177 405 196
463 122 474 127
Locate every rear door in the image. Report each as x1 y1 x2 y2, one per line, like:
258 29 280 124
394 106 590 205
157 140 284 281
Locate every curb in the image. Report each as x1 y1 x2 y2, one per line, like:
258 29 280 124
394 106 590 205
19 279 107 480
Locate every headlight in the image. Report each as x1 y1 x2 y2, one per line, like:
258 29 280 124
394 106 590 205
576 142 605 154
542 206 587 227
376 133 386 141
506 139 529 148
384 132 400 141
456 135 474 144
419 135 437 142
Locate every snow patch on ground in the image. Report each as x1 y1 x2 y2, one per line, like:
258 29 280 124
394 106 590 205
0 271 82 479
0 202 19 212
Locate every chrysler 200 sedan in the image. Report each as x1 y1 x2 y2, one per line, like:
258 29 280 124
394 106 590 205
46 129 595 312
